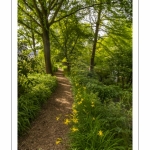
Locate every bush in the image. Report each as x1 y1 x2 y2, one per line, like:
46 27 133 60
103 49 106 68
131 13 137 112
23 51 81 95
71 69 132 105
18 73 57 136
18 50 46 96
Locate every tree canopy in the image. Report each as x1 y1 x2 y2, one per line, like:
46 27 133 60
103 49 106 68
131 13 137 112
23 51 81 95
18 0 132 80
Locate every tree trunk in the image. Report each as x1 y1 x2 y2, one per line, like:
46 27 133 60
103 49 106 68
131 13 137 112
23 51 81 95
90 8 102 72
67 63 71 72
31 30 36 56
42 29 53 75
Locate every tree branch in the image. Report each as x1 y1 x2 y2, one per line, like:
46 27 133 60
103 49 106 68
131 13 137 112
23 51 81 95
49 0 65 26
18 20 42 36
53 3 107 24
50 0 58 11
70 34 79 54
18 4 42 27
32 0 44 26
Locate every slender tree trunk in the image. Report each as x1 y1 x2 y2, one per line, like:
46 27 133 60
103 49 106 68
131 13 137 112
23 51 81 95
42 29 53 75
90 8 102 72
31 30 36 56
122 76 125 89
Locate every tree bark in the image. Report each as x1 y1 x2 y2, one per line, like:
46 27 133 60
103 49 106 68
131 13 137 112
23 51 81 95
90 8 102 72
42 29 53 75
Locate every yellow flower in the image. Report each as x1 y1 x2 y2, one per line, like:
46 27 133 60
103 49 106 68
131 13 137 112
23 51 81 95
72 104 76 108
55 138 62 145
71 127 79 132
91 102 95 107
64 119 70 125
72 118 78 123
93 117 95 120
73 109 78 114
56 117 60 121
98 130 103 136
77 101 82 105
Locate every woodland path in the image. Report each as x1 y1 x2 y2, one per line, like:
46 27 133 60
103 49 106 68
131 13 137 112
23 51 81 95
18 69 74 150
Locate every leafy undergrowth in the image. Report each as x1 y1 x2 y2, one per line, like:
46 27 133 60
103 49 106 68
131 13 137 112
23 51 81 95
18 73 57 136
67 69 132 150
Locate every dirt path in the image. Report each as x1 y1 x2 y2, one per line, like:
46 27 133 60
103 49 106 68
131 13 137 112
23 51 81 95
18 69 73 150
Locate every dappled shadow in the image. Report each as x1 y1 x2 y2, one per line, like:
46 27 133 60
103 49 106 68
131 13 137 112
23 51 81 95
18 69 73 150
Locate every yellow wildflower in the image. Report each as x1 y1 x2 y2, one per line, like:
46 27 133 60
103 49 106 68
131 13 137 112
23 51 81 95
98 130 103 136
72 118 78 123
64 119 70 125
71 127 79 132
73 109 78 114
91 104 95 107
93 117 95 120
91 102 95 107
55 138 62 145
56 117 60 121
72 104 76 108
77 101 82 105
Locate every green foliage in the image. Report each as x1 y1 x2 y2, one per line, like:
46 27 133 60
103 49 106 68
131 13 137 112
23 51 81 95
71 68 132 106
18 50 46 96
50 15 93 75
68 68 132 149
18 74 34 97
95 22 132 88
18 73 57 136
18 0 132 148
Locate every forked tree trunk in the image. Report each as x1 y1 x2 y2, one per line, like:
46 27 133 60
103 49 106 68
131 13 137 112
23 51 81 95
42 29 53 75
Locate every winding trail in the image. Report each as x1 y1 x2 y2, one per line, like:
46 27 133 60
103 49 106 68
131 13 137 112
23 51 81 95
18 69 73 150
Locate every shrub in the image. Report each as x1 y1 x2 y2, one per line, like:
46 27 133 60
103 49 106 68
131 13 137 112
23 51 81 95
18 73 57 136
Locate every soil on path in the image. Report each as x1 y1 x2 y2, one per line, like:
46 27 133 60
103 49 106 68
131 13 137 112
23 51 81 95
18 69 74 150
